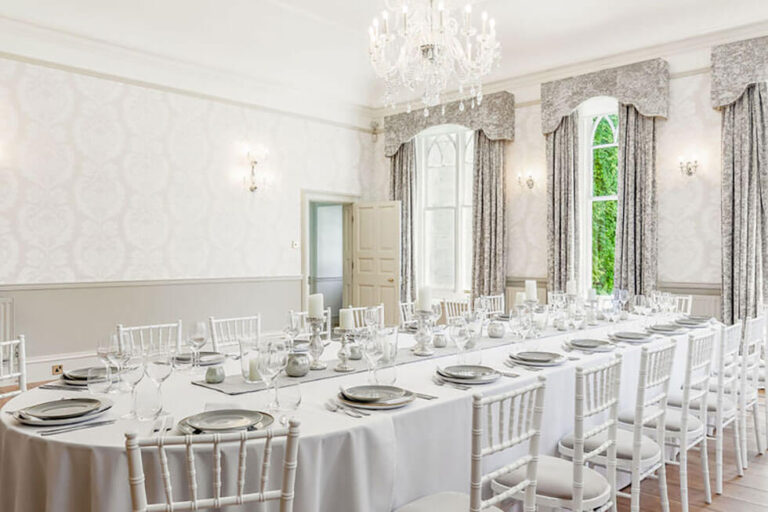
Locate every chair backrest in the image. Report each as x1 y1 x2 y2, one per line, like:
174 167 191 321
674 294 693 315
118 321 182 353
289 308 331 340
678 330 716 436
443 298 471 322
715 323 742 413
0 335 27 400
399 302 415 327
571 357 622 511
632 342 676 463
209 315 261 353
471 376 546 512
347 304 384 329
125 420 300 512
741 315 765 395
482 294 506 316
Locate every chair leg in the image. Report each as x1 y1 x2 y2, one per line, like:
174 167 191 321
733 417 744 476
752 405 765 455
715 426 723 494
741 408 749 469
700 437 712 504
680 445 689 512
658 461 670 512
631 463 641 512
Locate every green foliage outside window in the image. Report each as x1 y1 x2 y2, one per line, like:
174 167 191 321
591 115 618 295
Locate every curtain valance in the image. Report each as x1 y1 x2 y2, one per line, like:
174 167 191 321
541 59 670 134
711 35 768 109
383 91 515 157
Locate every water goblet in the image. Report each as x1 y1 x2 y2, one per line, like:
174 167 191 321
257 333 290 411
187 321 208 370
448 317 471 364
276 379 302 426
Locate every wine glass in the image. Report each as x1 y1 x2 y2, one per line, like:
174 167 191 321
187 321 208 370
257 333 290 411
359 330 384 383
96 334 119 393
619 289 630 312
146 348 173 416
284 312 301 349
276 379 302 426
375 327 399 384
107 333 132 393
364 306 380 330
121 351 146 419
448 317 471 364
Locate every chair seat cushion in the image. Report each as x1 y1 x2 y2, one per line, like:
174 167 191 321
560 428 661 461
667 392 736 413
494 455 609 501
619 407 702 432
395 492 502 512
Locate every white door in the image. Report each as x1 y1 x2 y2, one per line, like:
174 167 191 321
351 201 401 326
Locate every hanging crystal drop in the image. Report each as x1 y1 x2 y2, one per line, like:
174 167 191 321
406 103 412 114
423 107 429 117
441 104 446 116
477 92 483 105
471 98 476 109
459 101 465 112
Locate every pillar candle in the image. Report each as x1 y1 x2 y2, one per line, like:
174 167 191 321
566 279 576 296
524 280 537 301
249 358 260 382
515 291 527 306
416 286 432 311
339 308 355 330
308 293 324 319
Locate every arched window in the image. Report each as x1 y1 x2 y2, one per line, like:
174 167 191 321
579 98 619 295
415 125 474 296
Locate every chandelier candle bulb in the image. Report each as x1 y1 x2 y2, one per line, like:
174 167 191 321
464 4 471 29
339 309 355 330
382 11 389 34
308 293 324 319
402 5 408 34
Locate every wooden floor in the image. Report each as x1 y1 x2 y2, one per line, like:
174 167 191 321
2 383 767 511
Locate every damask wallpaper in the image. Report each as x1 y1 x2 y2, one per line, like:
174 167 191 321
0 57 373 285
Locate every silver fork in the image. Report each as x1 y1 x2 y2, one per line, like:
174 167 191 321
432 375 471 390
334 399 371 416
325 400 362 418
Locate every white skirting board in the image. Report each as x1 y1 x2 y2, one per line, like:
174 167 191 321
26 350 99 382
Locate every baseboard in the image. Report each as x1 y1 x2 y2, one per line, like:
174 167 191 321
26 350 99 382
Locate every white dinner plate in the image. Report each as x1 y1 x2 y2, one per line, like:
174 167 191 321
13 399 113 427
24 398 102 420
341 385 407 403
337 391 415 410
568 339 615 352
439 365 497 380
178 410 274 434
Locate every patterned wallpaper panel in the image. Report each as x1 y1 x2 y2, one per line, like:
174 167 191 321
0 57 373 285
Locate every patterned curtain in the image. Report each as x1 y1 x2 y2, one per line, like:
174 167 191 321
389 140 416 303
614 104 658 295
546 112 580 292
721 83 768 324
472 130 506 297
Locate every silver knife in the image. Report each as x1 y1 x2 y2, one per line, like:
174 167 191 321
39 419 116 436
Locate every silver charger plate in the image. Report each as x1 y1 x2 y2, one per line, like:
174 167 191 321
439 365 497 380
514 351 561 363
63 366 117 381
610 331 652 343
183 409 271 432
508 352 565 367
341 385 407 403
674 319 707 328
172 351 226 367
569 339 614 352
178 410 274 435
23 398 102 420
337 391 415 410
436 367 500 385
14 399 113 426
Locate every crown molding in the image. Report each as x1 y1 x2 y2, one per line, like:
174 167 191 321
0 16 376 131
371 20 768 119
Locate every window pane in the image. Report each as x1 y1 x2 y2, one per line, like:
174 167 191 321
426 166 456 207
425 209 455 289
592 116 615 145
592 200 617 295
462 133 474 205
593 146 618 196
426 134 456 167
461 206 473 292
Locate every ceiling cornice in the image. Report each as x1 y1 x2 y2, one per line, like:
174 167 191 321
370 19 768 119
0 15 376 131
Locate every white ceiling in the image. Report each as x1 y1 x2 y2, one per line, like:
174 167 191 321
1 0 768 110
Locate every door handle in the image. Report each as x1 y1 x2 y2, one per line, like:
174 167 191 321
387 278 394 283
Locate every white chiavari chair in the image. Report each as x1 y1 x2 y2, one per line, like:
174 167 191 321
399 302 415 327
658 331 715 512
124 419 300 512
118 321 183 353
739 315 765 466
290 308 331 340
482 294 505 316
347 304 384 329
0 335 27 401
209 315 261 354
609 342 676 512
442 298 471 323
502 357 620 512
673 294 693 315
669 323 742 494
396 377 547 512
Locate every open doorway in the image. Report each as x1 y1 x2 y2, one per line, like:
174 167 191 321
308 201 351 325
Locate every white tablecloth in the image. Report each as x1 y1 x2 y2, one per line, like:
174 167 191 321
0 316 695 512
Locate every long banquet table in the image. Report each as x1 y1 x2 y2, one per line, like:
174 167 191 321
0 315 698 512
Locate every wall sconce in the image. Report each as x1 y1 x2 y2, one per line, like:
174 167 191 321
678 156 698 177
244 145 268 192
517 172 535 190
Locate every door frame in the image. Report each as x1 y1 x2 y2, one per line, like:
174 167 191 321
300 189 360 311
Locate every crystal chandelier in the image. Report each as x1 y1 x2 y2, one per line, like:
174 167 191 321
368 0 500 116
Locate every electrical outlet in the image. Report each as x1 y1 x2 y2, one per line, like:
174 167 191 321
51 364 63 375
291 240 299 249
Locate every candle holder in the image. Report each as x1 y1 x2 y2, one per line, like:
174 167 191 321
308 317 327 370
333 328 356 372
413 310 435 356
